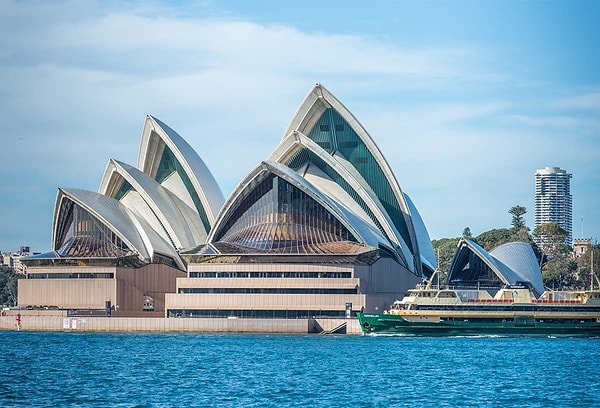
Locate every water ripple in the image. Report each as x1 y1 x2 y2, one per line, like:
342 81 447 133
0 332 598 407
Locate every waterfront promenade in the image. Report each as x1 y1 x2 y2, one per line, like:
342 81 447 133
0 314 361 334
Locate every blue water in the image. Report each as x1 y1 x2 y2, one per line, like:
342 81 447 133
1 332 598 407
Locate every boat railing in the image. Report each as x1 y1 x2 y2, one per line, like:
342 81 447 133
418 284 507 292
466 298 583 304
467 298 513 303
532 299 582 304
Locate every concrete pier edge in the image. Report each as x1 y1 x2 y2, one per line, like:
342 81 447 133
0 316 362 334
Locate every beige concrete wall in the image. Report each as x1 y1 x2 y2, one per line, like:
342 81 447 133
170 262 367 313
175 258 420 314
25 265 117 274
115 264 186 313
17 263 186 315
165 293 366 312
18 279 116 309
0 316 362 334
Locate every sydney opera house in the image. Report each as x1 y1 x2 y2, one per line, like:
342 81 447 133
20 84 438 318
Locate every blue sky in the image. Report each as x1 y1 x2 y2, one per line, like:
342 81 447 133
0 0 598 253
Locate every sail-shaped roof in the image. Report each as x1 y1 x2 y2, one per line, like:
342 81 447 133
207 161 392 256
490 242 544 295
281 83 421 273
98 159 208 249
32 84 436 283
137 115 224 234
447 239 543 296
52 188 185 270
404 194 436 276
269 130 413 270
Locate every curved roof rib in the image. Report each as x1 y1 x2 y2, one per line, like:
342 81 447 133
52 188 185 270
270 132 400 241
282 83 421 273
447 239 541 296
208 161 390 255
98 159 208 249
448 239 520 286
490 242 544 295
269 131 413 271
404 194 437 276
137 115 224 234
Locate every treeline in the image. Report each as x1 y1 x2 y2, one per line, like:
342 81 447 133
0 265 21 306
431 206 599 291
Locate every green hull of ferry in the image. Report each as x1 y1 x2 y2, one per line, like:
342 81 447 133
357 312 600 336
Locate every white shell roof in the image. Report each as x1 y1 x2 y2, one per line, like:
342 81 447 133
269 131 407 249
137 115 224 224
280 83 422 273
282 84 412 216
449 239 543 296
52 188 185 270
269 132 413 269
209 160 392 253
40 85 437 279
266 161 398 253
490 242 544 295
98 159 208 249
404 193 437 274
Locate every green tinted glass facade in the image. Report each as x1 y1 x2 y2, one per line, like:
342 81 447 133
285 148 388 241
155 146 211 234
115 180 133 201
306 108 412 251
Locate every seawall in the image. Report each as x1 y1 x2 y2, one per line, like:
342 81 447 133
0 315 362 334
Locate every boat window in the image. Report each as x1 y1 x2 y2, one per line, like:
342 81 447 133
437 291 457 298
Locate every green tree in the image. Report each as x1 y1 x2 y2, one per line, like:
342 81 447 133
473 228 513 251
531 222 582 289
462 227 472 238
509 205 527 232
542 256 579 290
0 266 22 306
431 237 461 277
576 243 600 290
532 222 569 259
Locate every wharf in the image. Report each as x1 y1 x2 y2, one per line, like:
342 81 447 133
0 314 361 334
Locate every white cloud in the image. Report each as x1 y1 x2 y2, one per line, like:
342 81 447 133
4 3 488 83
0 0 598 250
501 114 590 129
553 91 600 110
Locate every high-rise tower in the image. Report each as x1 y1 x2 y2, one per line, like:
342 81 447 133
534 166 573 245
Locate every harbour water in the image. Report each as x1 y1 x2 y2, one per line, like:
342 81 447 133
1 331 598 407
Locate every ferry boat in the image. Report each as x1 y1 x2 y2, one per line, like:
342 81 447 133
357 278 600 336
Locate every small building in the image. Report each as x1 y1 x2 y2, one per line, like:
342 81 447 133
3 246 36 274
573 239 591 258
